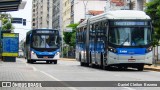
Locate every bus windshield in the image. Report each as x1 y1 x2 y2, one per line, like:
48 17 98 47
32 34 59 48
109 27 152 46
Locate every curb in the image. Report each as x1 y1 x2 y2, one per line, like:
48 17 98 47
60 58 76 61
144 68 160 71
144 65 160 72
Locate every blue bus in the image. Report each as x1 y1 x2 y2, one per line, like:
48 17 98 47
76 10 153 71
25 29 61 64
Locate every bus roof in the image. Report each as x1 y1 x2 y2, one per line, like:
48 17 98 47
26 29 59 35
77 10 150 28
104 10 150 19
32 29 59 31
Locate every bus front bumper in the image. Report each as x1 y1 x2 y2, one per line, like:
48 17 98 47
107 51 153 66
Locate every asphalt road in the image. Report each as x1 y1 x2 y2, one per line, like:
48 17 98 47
1 58 159 90
22 58 160 90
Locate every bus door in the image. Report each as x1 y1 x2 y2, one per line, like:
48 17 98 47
96 37 105 65
90 24 96 64
95 22 105 65
81 27 87 63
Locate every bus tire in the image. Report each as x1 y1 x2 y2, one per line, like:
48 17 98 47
79 53 81 62
46 61 50 64
85 62 89 67
137 65 144 71
54 60 57 64
91 64 96 68
29 59 33 64
80 62 84 66
79 53 84 66
100 53 106 70
27 59 31 63
27 59 30 63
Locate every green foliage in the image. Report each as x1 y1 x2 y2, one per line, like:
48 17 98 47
63 23 79 47
0 14 14 31
145 0 160 46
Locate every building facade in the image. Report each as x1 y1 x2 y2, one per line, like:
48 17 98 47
32 0 53 29
32 0 153 30
62 0 106 30
104 0 152 11
63 0 71 30
52 0 61 30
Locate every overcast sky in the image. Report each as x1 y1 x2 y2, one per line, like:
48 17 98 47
8 0 32 41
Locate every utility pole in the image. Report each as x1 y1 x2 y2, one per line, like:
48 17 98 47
83 0 88 19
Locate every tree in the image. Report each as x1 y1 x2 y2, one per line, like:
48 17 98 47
63 23 79 47
145 0 160 46
0 14 14 31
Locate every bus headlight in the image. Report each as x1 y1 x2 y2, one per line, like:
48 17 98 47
31 51 35 54
55 52 60 56
146 46 152 53
108 46 117 53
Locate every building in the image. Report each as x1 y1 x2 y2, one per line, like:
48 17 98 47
134 0 153 11
62 0 106 31
63 0 71 30
52 0 62 31
104 0 153 11
32 0 53 29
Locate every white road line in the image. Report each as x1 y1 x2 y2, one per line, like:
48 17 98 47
40 71 78 90
23 60 139 90
25 62 28 66
123 87 137 90
32 66 38 71
25 62 78 90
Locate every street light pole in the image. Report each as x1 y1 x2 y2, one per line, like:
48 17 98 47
83 0 88 19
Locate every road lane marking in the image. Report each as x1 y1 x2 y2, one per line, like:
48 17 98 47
40 71 78 90
25 61 78 90
23 59 142 90
123 87 137 90
32 66 38 71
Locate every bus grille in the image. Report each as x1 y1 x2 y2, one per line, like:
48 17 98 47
36 55 54 58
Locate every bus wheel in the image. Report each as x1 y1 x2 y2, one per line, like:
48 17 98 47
91 64 96 68
85 62 89 67
80 62 84 66
100 53 105 69
46 61 50 64
137 65 144 71
30 61 33 64
27 59 30 63
54 60 57 64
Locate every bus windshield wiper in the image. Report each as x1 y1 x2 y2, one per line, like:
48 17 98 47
121 37 129 46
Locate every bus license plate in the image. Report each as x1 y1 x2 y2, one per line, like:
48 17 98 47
128 59 136 62
43 56 48 59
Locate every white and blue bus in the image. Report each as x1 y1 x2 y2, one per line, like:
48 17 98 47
25 29 61 64
76 10 153 71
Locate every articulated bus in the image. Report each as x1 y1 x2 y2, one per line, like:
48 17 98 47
76 10 153 71
25 29 61 64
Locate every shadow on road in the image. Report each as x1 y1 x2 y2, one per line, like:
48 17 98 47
78 65 149 72
27 61 57 65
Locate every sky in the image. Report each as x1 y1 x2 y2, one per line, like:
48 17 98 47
8 0 32 42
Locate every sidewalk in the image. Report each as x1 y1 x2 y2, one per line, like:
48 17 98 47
144 64 160 71
60 58 76 61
